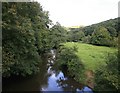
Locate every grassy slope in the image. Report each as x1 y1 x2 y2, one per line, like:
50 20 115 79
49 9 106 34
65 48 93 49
64 42 117 71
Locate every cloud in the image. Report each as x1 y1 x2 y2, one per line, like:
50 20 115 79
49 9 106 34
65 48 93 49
36 0 119 26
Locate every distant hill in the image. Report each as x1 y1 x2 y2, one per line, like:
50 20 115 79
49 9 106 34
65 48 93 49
67 18 118 47
82 18 118 36
69 25 84 28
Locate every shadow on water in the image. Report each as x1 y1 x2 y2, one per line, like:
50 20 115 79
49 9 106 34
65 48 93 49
2 59 48 91
2 49 93 92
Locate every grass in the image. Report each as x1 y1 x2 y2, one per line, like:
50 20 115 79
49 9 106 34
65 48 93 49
63 42 117 72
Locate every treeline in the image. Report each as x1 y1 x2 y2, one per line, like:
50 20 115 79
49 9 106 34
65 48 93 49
67 18 118 47
2 1 119 78
2 2 47 77
2 2 67 77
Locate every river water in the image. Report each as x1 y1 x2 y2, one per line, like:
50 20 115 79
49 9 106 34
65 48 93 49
2 50 93 92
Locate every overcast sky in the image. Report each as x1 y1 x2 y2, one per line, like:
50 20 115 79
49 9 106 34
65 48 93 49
36 0 119 27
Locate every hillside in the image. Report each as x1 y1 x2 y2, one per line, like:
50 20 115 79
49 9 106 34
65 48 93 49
67 18 118 47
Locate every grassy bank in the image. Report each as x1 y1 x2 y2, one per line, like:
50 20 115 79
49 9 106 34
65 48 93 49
63 42 117 71
56 42 118 90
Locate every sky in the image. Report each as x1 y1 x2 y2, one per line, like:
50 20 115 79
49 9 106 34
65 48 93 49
36 0 119 27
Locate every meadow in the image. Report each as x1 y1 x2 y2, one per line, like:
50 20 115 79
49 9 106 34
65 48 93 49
63 42 117 71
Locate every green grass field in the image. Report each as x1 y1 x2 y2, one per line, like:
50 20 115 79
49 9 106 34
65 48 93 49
63 42 117 71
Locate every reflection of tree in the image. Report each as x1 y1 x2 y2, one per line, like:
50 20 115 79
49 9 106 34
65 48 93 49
52 61 84 91
2 58 49 91
56 77 83 91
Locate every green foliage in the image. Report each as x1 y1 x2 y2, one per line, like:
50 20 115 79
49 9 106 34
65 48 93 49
82 35 91 43
95 52 119 91
56 45 85 82
66 18 118 47
83 26 94 36
2 2 51 77
49 22 67 49
83 18 118 37
56 42 117 88
64 42 116 70
107 26 117 37
91 26 112 46
67 28 85 42
78 18 118 47
63 42 117 90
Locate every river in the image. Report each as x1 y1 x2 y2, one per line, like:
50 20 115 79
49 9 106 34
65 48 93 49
2 50 93 92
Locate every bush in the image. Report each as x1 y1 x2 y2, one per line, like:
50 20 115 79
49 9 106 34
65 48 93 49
56 45 85 82
94 52 119 91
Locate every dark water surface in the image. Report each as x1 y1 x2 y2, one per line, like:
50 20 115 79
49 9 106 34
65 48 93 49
2 50 91 92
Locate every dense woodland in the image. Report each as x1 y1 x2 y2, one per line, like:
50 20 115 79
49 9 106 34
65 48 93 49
67 18 118 47
2 2 119 91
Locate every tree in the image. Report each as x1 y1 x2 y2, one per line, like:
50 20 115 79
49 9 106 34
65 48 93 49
91 26 112 46
67 30 85 42
81 18 118 46
56 45 85 82
95 52 119 91
107 26 117 37
2 2 51 77
49 22 67 49
82 35 91 43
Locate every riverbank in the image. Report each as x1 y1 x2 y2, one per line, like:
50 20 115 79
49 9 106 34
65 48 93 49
2 50 85 92
2 42 117 91
55 42 117 90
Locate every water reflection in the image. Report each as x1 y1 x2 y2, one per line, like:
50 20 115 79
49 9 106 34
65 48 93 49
2 49 93 92
2 60 49 91
42 73 62 91
42 65 68 91
41 62 82 92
